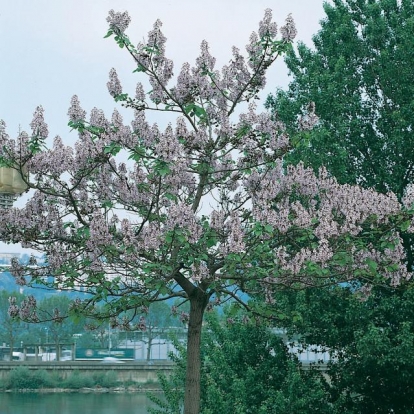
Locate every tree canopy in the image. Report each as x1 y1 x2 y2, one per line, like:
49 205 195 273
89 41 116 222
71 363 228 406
0 7 413 414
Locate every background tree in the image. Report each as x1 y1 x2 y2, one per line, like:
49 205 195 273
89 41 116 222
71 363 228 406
266 0 414 266
274 284 414 413
266 0 414 410
0 8 412 414
74 331 98 349
0 290 25 360
38 295 80 360
129 301 182 361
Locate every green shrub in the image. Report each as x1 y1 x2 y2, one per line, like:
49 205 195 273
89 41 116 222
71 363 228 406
92 371 118 388
62 371 94 389
0 378 7 390
100 371 118 388
123 378 139 387
7 367 55 389
48 371 62 386
5 368 120 390
32 369 56 388
8 367 33 389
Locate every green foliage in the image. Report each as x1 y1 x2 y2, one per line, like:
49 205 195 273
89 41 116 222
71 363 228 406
267 0 414 198
7 367 56 389
148 338 186 414
150 312 333 414
256 360 334 414
200 314 332 414
2 368 124 391
92 371 118 388
62 370 94 389
278 284 414 412
265 2 414 409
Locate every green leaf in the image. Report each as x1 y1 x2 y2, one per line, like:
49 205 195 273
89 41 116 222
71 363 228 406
400 220 411 232
206 236 218 248
104 142 122 156
76 226 90 238
366 258 378 273
164 192 178 201
101 200 113 208
133 65 146 73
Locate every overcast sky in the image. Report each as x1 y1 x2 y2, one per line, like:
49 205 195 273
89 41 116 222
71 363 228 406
0 0 327 253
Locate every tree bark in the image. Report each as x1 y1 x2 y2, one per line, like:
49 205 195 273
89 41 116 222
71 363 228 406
183 288 208 414
146 336 153 361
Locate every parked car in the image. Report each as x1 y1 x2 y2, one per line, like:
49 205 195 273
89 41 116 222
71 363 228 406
101 357 125 363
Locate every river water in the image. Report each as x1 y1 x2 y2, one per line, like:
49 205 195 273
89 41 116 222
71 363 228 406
0 392 156 414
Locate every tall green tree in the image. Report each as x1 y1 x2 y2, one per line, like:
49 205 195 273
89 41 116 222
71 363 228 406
266 0 414 271
266 1 414 410
268 0 414 196
0 290 25 360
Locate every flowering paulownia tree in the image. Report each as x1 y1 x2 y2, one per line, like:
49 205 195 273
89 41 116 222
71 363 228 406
0 9 413 414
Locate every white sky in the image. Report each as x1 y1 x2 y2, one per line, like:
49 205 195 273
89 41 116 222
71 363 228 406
0 0 327 253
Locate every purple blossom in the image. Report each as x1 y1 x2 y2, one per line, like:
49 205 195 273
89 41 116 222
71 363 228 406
196 40 216 72
180 312 189 324
107 10 131 34
19 295 38 322
89 107 109 129
280 14 297 42
147 19 167 56
68 95 86 122
191 262 210 283
8 297 19 318
137 316 146 331
107 68 122 97
135 82 146 101
10 257 27 286
30 105 48 138
0 120 9 142
166 203 202 243
155 124 181 161
258 9 278 38
402 184 414 209
221 212 245 254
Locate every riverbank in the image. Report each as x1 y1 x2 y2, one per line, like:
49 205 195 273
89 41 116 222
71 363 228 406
2 385 163 393
0 365 165 392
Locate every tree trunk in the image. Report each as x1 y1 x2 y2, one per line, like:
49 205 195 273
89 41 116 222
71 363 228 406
146 336 152 361
183 289 208 414
9 330 14 361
